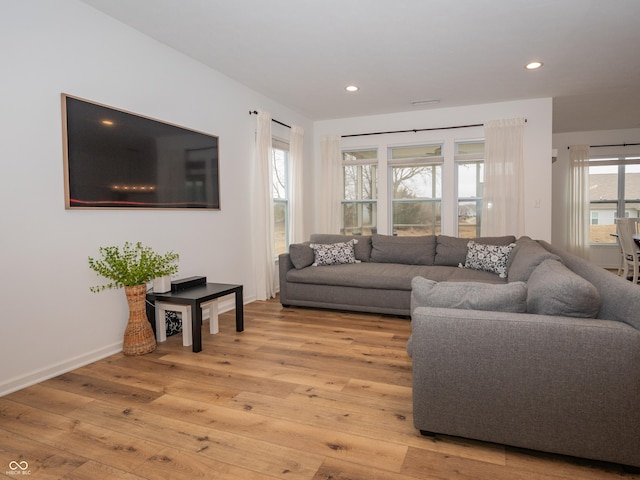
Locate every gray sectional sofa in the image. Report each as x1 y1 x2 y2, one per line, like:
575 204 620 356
279 233 516 316
280 233 640 469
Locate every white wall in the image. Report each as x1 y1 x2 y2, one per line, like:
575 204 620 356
0 0 313 395
314 98 553 240
552 127 640 267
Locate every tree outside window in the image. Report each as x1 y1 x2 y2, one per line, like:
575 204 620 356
389 145 442 236
456 141 484 238
272 142 289 255
342 149 377 235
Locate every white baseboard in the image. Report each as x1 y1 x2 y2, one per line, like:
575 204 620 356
0 342 122 396
0 295 255 397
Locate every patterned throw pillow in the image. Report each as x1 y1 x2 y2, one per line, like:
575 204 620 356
310 239 360 266
166 311 182 336
463 240 515 278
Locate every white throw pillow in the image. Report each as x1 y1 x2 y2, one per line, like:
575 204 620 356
309 240 360 266
463 241 515 278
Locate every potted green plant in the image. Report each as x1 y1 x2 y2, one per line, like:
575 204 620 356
88 242 179 355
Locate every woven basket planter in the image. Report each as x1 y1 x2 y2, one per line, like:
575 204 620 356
122 284 156 356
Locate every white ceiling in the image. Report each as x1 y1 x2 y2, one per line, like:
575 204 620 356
79 0 640 133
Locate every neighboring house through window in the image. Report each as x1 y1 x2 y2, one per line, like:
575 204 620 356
589 154 640 244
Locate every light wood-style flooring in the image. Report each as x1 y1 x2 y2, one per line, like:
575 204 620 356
1 298 638 479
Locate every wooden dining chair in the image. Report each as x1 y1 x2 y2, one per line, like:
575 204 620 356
615 218 640 284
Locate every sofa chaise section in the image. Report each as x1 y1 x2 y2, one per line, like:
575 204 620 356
409 240 640 469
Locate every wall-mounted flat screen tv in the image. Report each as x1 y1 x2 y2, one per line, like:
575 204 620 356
62 94 220 209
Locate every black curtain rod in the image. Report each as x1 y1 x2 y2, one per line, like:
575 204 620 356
341 119 526 138
567 142 640 149
342 123 481 138
249 110 291 129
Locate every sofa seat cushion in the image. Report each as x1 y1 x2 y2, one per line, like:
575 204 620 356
286 263 506 291
411 276 528 314
527 258 601 318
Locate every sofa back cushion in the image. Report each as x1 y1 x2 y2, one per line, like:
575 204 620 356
435 235 516 266
410 276 527 314
507 236 560 283
309 234 372 262
370 234 436 265
289 242 314 269
527 258 601 318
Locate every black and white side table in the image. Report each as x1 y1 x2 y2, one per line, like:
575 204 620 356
146 283 243 353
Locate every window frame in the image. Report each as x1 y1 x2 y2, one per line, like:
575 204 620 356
338 129 486 237
588 154 640 245
272 138 290 256
387 146 444 236
341 148 378 235
455 140 485 238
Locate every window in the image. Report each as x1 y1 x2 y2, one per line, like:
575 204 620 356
456 141 484 238
589 155 640 244
342 149 377 235
389 144 442 236
340 135 484 237
272 140 289 255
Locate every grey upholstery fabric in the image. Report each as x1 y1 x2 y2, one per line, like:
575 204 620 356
434 235 516 266
288 242 314 269
527 258 601 318
286 263 505 291
540 240 640 330
410 277 527 314
370 234 437 265
507 236 559 282
410 307 640 468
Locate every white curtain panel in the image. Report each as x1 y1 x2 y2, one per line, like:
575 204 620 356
320 134 343 233
481 118 526 237
252 111 276 300
289 125 305 244
568 145 591 258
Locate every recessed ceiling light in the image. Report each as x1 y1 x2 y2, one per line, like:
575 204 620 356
101 119 114 125
525 61 543 70
345 85 359 92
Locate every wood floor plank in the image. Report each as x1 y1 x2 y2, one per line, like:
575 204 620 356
3 383 95 415
156 351 351 391
42 372 163 406
144 393 409 473
68 399 324 480
2 298 636 479
0 427 87 479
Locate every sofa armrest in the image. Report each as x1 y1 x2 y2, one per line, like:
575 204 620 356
278 253 294 304
410 306 640 467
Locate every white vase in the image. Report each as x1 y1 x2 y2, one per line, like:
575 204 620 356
153 275 172 293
